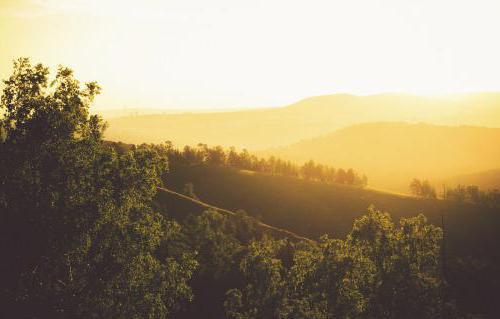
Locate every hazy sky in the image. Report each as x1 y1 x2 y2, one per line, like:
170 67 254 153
1 0 500 109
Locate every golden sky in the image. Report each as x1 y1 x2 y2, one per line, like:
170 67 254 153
1 0 500 109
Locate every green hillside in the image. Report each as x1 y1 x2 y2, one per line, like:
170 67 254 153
162 164 500 258
160 164 500 316
155 186 313 243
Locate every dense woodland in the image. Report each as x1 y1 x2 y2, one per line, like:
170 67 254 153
0 59 497 318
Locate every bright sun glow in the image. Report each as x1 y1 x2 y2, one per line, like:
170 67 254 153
1 0 500 109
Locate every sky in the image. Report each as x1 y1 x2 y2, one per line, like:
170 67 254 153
1 0 500 110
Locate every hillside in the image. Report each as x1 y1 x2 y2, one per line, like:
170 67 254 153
155 186 313 243
104 92 500 149
159 164 500 316
162 164 500 259
264 122 500 193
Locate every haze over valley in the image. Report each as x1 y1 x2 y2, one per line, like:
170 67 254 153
104 92 500 193
3 1 500 318
104 92 500 149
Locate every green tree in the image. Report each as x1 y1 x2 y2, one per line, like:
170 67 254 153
224 239 289 319
0 58 196 318
224 207 445 319
178 210 245 318
286 238 368 319
348 207 443 319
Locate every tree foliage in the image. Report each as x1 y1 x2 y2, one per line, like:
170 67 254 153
0 58 196 318
224 207 445 319
161 143 368 186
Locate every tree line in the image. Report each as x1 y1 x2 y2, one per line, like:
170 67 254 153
410 178 500 207
445 184 500 207
0 59 467 318
155 142 368 186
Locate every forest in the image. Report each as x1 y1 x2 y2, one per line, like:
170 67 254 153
1 60 498 319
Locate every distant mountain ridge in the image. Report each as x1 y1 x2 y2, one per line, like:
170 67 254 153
104 92 500 149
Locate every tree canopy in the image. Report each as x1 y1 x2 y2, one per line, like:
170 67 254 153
0 58 196 318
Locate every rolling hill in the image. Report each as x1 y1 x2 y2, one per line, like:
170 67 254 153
157 163 500 316
103 92 500 149
155 186 313 243
264 122 500 193
160 164 500 259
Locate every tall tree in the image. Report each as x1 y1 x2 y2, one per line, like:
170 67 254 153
0 58 196 318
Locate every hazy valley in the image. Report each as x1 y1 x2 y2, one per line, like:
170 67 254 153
104 92 500 149
105 93 500 193
3 1 500 318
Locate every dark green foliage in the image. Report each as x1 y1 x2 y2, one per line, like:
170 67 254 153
223 208 445 319
174 210 248 319
349 209 444 318
0 59 196 318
